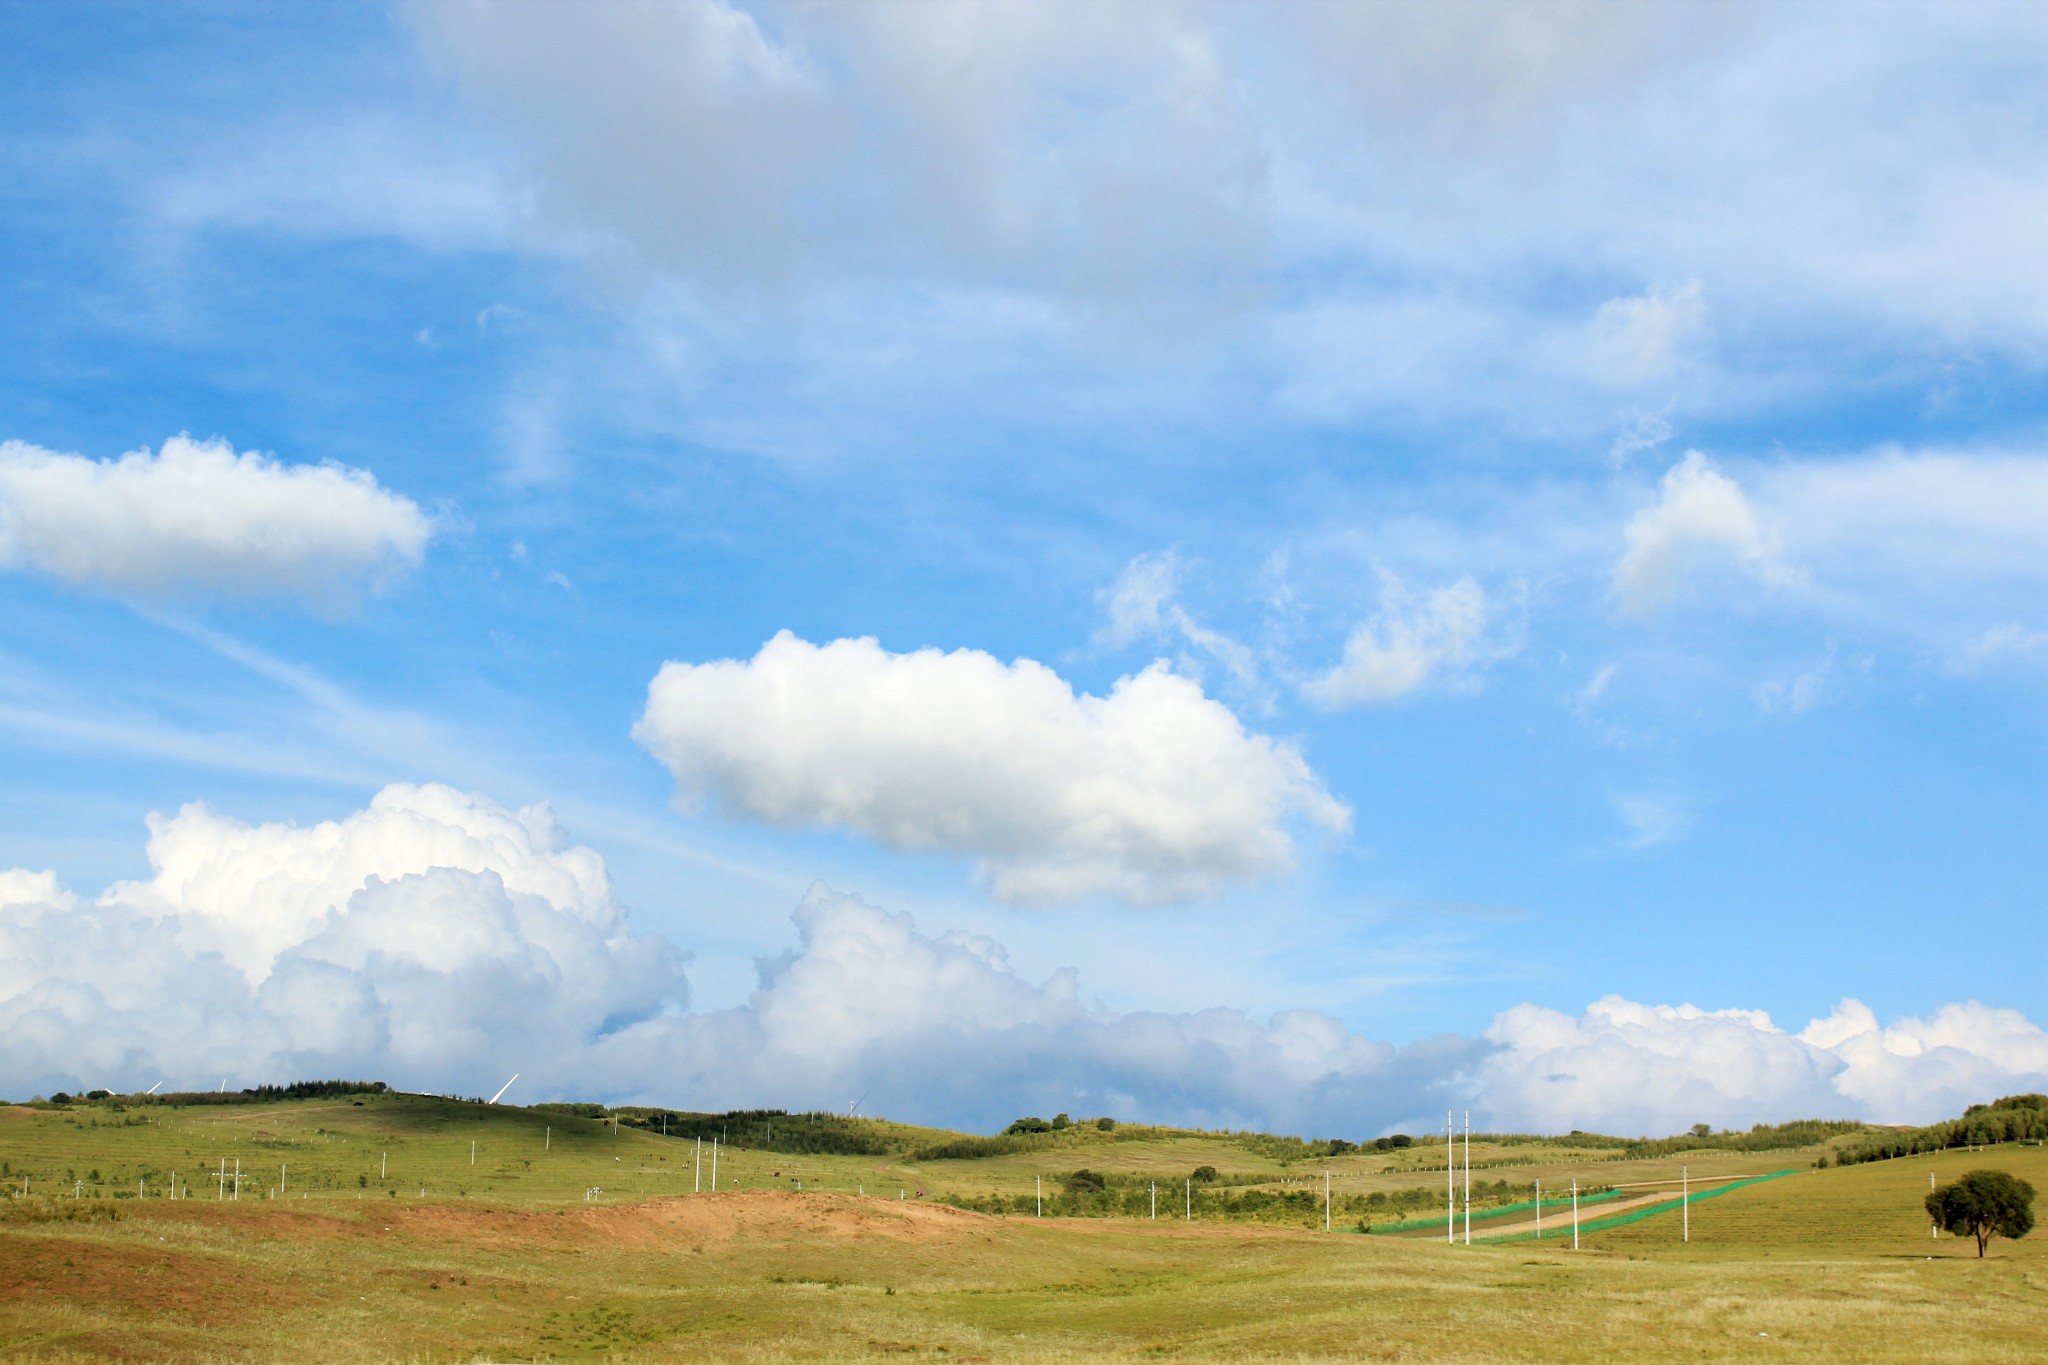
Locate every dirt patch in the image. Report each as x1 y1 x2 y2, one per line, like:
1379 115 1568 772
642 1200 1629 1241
0 1230 298 1327
389 1190 1001 1251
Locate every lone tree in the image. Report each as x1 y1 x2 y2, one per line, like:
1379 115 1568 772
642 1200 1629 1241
1926 1169 2036 1257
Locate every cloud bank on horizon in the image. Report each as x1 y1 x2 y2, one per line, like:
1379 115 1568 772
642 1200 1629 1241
2 784 2042 1135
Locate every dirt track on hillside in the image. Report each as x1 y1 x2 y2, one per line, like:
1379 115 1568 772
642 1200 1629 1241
1472 1190 1682 1241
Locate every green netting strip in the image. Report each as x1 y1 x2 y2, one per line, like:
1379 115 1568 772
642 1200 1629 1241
1478 1169 1798 1244
1363 1187 1626 1235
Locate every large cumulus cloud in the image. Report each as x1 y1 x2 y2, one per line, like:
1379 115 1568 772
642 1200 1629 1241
633 632 1349 906
4 785 2044 1135
0 785 684 1100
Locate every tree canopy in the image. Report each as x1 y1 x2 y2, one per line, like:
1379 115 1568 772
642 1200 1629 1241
1926 1169 2036 1257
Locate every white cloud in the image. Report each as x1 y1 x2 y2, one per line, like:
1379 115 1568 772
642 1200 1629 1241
1097 551 1261 694
1806 1000 2048 1124
1761 450 2048 584
0 784 685 1100
0 436 430 600
614 884 1437 1133
1613 447 2048 646
1609 408 1675 468
1098 550 1182 647
1573 282 1706 389
1614 451 1795 613
385 3 2048 387
1305 575 1497 707
107 783 622 981
1610 789 1687 850
633 632 1346 906
1753 660 1830 714
1961 623 2048 668
1482 995 2048 1134
405 0 1267 317
3 798 2044 1133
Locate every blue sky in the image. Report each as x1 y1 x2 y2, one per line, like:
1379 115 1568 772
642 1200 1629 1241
1 1 2044 1136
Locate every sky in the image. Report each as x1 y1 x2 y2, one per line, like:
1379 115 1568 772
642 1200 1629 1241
1 0 2045 1139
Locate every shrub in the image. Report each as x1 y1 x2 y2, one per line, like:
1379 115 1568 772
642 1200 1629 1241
532 1102 609 1119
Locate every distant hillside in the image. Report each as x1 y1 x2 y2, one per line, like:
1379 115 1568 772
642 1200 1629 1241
1835 1094 2047 1166
13 1084 1880 1160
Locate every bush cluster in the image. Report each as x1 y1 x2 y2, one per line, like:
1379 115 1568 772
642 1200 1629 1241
618 1107 894 1156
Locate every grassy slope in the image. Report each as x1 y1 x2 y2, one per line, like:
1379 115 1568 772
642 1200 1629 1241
0 1095 1807 1214
2 1098 2043 1363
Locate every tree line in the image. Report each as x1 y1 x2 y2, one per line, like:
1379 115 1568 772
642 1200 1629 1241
1838 1094 2046 1166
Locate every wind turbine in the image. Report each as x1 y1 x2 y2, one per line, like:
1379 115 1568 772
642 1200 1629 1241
145 1082 162 1095
847 1090 869 1118
488 1073 520 1105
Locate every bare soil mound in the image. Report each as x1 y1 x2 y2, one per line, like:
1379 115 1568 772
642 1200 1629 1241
393 1189 1000 1250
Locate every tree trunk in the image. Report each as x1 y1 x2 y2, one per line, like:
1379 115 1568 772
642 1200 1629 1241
1976 1228 1988 1257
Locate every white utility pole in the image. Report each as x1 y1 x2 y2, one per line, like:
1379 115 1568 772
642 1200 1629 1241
695 1136 702 1192
1571 1180 1579 1251
1446 1110 1455 1245
234 1158 241 1200
1463 1112 1471 1246
1682 1165 1689 1243
1324 1169 1331 1232
381 1151 387 1179
218 1158 225 1201
280 1164 286 1196
1535 1178 1541 1239
1931 1172 1938 1239
1150 1182 1156 1220
546 1127 551 1152
710 1138 718 1191
1036 1175 1042 1217
470 1140 476 1167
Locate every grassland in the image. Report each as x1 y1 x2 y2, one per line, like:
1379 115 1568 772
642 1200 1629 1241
2 1093 2042 1363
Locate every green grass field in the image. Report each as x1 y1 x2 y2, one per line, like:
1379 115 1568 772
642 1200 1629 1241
2 1094 2041 1362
